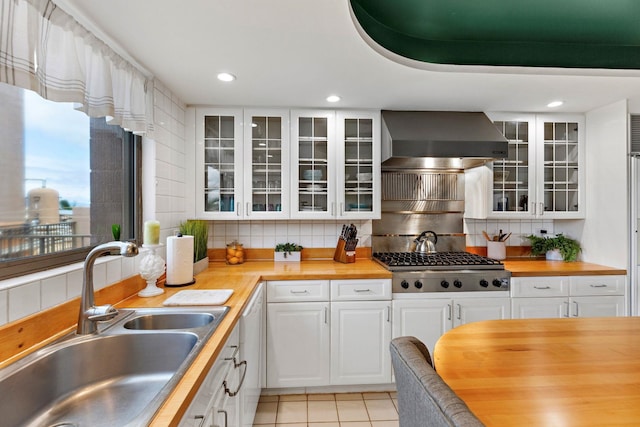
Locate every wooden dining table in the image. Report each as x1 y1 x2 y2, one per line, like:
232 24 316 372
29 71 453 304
434 317 640 426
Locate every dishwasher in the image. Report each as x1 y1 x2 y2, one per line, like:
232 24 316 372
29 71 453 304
239 282 264 427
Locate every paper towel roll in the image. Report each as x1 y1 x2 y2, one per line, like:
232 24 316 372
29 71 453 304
166 235 194 286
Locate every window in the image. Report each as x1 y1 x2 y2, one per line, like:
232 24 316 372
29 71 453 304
0 82 141 280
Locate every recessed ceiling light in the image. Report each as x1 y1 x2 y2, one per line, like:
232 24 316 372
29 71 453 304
547 100 563 108
326 95 341 103
217 72 236 82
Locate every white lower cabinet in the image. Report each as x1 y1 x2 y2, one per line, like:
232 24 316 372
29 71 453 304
180 325 242 427
266 279 392 388
392 297 511 354
511 275 626 319
266 301 331 388
330 301 391 385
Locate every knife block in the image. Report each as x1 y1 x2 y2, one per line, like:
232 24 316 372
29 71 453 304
333 239 356 264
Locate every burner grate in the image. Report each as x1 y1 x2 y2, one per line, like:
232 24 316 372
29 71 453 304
373 251 504 270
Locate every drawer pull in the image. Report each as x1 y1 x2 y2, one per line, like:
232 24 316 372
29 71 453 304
354 289 371 293
195 415 206 427
590 284 608 288
218 409 228 427
534 286 551 290
290 290 309 294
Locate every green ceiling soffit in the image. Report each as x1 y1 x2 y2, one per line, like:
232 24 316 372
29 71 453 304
350 0 640 69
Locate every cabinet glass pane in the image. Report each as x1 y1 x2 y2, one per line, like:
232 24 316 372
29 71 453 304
204 115 235 212
344 118 373 212
492 120 530 212
297 116 328 212
251 115 283 212
543 121 579 213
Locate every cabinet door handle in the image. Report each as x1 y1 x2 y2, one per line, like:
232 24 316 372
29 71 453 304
331 202 335 216
324 306 328 324
217 409 228 427
456 303 462 320
225 344 240 361
534 286 551 290
563 301 570 317
224 359 248 396
340 202 344 216
590 284 608 288
447 303 452 320
290 289 309 294
354 289 371 293
539 202 544 216
236 202 241 217
532 202 536 216
386 305 391 322
573 301 579 317
246 202 251 216
194 415 206 427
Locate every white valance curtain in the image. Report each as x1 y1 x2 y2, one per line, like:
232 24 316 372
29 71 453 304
0 0 151 133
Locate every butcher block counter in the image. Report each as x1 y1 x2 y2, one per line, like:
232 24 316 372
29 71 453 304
119 259 392 426
503 259 627 276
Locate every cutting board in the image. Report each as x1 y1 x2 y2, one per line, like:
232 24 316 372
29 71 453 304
162 289 234 306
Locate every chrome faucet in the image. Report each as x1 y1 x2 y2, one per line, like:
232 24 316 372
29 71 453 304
77 241 139 334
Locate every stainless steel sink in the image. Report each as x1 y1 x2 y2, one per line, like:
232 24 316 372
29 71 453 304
124 312 215 330
0 306 229 427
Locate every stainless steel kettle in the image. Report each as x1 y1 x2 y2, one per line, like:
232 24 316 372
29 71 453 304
414 230 438 253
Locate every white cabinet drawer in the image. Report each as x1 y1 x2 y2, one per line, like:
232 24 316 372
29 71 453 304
330 279 392 301
267 280 330 302
570 275 626 296
511 276 569 297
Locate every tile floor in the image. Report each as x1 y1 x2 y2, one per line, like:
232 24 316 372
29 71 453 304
253 392 399 427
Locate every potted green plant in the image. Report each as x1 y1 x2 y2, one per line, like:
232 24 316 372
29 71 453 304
274 242 303 262
526 233 581 262
179 220 209 274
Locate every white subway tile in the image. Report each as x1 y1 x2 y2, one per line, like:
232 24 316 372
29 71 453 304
41 274 67 309
122 256 137 279
9 281 41 322
106 257 123 285
93 262 107 291
0 290 8 326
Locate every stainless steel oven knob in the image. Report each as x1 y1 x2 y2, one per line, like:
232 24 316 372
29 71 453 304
401 280 409 289
414 280 423 289
453 279 462 288
492 279 502 287
440 280 449 289
480 279 489 287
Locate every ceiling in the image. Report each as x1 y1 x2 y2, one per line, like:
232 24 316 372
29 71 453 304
60 0 640 113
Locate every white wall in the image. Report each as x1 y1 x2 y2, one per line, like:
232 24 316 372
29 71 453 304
575 100 628 268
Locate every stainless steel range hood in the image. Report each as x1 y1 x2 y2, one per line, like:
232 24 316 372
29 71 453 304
381 110 508 169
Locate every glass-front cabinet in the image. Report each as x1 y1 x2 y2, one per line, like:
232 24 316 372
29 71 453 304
291 110 336 218
483 113 584 219
196 108 243 219
337 111 380 219
243 109 290 219
290 110 380 219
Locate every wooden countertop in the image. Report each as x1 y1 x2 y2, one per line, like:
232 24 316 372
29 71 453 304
117 259 391 426
434 317 640 426
503 259 627 276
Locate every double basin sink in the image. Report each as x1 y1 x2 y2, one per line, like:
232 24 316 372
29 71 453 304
0 306 229 427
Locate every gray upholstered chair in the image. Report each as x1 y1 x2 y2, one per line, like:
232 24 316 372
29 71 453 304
390 336 485 427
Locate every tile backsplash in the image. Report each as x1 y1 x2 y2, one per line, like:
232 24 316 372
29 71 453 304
207 220 373 250
465 218 555 247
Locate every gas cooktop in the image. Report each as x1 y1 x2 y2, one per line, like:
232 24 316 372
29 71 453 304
372 251 504 271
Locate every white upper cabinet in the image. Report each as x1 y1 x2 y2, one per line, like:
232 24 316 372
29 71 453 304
195 108 244 219
291 110 337 218
243 109 290 219
290 110 381 219
193 108 380 220
467 113 585 219
336 111 381 219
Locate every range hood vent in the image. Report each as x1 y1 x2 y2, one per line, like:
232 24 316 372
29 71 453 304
381 110 508 169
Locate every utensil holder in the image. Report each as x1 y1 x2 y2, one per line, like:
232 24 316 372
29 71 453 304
487 241 506 260
333 239 356 264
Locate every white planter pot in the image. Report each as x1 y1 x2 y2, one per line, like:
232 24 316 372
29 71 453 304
274 252 301 262
545 249 563 261
193 257 209 275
